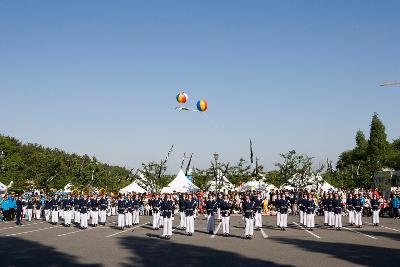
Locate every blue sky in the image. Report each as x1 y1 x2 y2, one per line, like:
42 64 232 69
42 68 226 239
1 1 399 173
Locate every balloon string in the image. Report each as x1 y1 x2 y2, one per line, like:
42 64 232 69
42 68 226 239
202 113 227 139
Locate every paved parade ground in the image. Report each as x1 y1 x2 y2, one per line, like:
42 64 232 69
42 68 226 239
1 215 399 267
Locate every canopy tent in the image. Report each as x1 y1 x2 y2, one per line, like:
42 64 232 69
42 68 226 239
206 176 235 192
120 181 147 194
0 181 7 192
239 180 277 192
161 170 200 193
282 175 337 192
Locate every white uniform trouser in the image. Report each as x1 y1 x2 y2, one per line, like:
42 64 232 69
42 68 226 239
372 210 380 224
303 211 307 225
300 211 304 225
349 210 355 224
163 217 173 236
74 211 80 224
279 213 288 228
217 209 222 220
277 212 281 226
111 207 116 216
125 212 133 227
222 216 230 234
133 210 140 225
329 212 334 226
80 213 88 228
159 215 164 227
186 216 194 234
51 210 58 224
99 210 107 224
64 210 71 225
180 212 186 228
245 218 254 236
118 213 125 228
153 212 160 229
35 209 41 220
207 214 215 233
254 212 262 228
91 211 99 225
27 209 33 221
59 210 64 219
324 210 329 224
45 209 50 222
355 211 362 226
306 213 315 228
335 213 342 228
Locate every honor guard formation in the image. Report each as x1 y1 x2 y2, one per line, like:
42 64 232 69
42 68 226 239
1 188 399 240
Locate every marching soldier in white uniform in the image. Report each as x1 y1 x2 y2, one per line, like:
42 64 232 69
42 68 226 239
220 194 232 237
79 195 89 230
205 194 217 234
243 195 255 239
346 194 355 226
161 194 175 240
371 194 380 226
253 193 263 230
184 194 196 236
354 194 363 228
117 196 126 230
278 194 288 231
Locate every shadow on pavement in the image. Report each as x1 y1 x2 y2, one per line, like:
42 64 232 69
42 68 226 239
0 237 102 267
270 237 400 266
119 235 293 267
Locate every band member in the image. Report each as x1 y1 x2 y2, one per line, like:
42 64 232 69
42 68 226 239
346 194 355 226
205 194 217 234
111 197 117 216
89 195 99 227
333 193 343 230
34 196 42 220
73 195 81 225
354 194 363 228
243 195 255 239
275 194 281 227
16 195 23 225
99 195 108 226
126 195 134 228
117 196 126 230
220 194 232 237
184 194 196 236
306 195 316 231
26 197 34 222
178 194 187 229
49 195 60 225
151 195 162 230
322 195 329 226
63 195 73 227
328 193 334 228
44 196 51 222
132 194 140 225
161 194 175 240
371 195 380 226
79 195 89 230
254 193 263 230
278 194 288 231
298 194 305 226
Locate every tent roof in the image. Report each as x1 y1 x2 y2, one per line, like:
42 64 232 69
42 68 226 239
161 170 200 193
240 180 277 192
120 181 147 194
0 181 7 191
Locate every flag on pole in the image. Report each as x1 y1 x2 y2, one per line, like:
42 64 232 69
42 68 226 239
185 153 193 176
250 139 254 164
180 153 186 170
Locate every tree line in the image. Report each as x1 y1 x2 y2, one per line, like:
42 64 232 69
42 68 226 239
1 113 398 193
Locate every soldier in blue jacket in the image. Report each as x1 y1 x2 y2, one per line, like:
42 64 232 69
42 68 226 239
161 194 175 240
205 194 217 234
220 194 232 237
371 195 380 226
89 195 99 227
306 195 316 231
117 195 126 230
253 193 263 230
354 194 363 228
132 194 141 226
63 195 73 227
333 193 343 230
178 194 187 230
15 195 23 225
125 195 133 228
243 195 255 239
278 194 288 231
99 195 108 226
151 194 162 230
184 194 196 236
49 195 60 225
79 195 89 230
346 194 355 226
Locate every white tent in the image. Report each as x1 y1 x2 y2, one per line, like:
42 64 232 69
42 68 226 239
0 181 7 192
240 180 277 192
207 176 235 192
161 170 200 193
120 181 147 194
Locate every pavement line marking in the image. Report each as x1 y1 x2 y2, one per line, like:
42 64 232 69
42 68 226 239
380 225 400 232
260 228 269 239
5 226 59 237
106 222 150 238
343 227 377 240
292 222 321 239
0 222 45 231
211 222 222 239
57 221 118 237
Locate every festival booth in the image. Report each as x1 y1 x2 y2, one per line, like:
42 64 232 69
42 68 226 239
161 170 200 193
206 176 235 192
240 180 277 192
120 181 147 194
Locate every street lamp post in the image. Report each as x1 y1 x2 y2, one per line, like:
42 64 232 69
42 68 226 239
213 153 219 194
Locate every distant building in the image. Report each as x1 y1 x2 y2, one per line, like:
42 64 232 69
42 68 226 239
374 170 400 197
